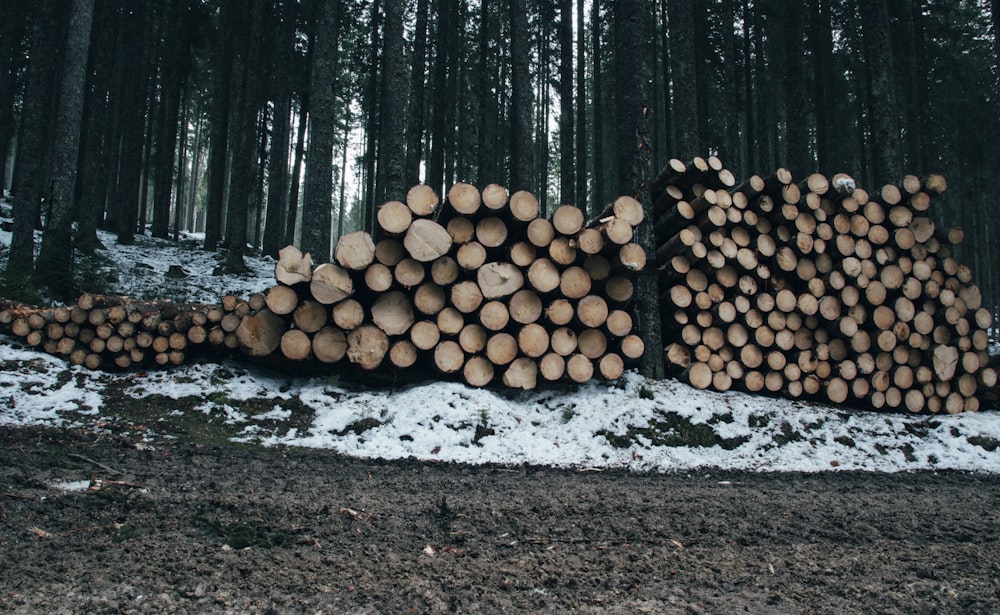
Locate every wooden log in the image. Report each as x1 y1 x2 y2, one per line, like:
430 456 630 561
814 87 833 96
456 241 487 270
477 262 525 299
503 357 538 390
476 216 508 248
389 339 419 368
404 219 453 262
335 231 377 270
406 184 439 216
364 263 394 292
526 218 555 248
459 323 488 354
275 245 313 285
451 281 484 314
463 355 495 386
436 307 465 336
346 325 390 370
508 289 543 324
377 200 413 235
538 353 566 381
410 320 441 350
446 216 475 244
280 329 312 361
566 353 594 383
265 284 300 316
394 257 426 288
545 298 576 326
559 266 592 299
375 238 406 266
371 291 414 336
509 190 540 222
479 300 510 331
481 184 509 210
517 323 550 358
236 309 287 357
447 182 482 215
332 299 365 330
598 353 625 380
413 282 446 316
310 263 353 304
423 258 457 289
527 258 561 293
552 204 585 235
485 333 518 365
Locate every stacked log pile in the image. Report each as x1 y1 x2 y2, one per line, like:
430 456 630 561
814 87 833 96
243 183 648 389
654 156 997 413
0 292 260 370
0 183 648 390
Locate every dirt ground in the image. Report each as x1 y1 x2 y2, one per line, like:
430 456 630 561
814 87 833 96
1 425 999 615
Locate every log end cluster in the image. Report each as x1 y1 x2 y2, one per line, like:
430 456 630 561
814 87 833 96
655 156 996 414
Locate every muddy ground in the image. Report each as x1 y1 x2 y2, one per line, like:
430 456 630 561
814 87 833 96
1 425 998 615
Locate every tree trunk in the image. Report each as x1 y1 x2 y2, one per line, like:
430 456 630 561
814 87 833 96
377 0 406 204
860 0 903 183
406 0 429 186
509 0 533 192
614 0 663 380
300 0 340 261
203 1 234 251
668 0 700 158
35 0 95 301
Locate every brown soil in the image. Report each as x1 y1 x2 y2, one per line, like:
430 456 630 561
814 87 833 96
1 425 998 614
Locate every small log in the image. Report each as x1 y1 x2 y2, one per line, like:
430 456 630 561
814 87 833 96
376 200 413 235
406 184 439 216
236 309 287 357
463 355 495 386
275 245 313 285
335 231 377 270
404 218 453 262
503 357 538 390
371 291 414 336
477 262 525 299
310 263 353 304
280 329 313 360
346 325 390 370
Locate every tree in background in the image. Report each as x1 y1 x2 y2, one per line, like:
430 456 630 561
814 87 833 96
33 0 95 302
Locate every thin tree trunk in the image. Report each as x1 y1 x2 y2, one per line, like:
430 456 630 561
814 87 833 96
558 0 574 205
35 0 95 300
285 95 308 246
173 85 189 241
614 0 663 379
405 0 429 187
204 2 234 251
262 0 297 258
6 0 59 283
591 0 604 216
668 0 699 158
300 0 340 261
575 0 587 208
222 0 265 272
509 0 533 192
377 0 406 204
361 0 380 229
860 0 903 183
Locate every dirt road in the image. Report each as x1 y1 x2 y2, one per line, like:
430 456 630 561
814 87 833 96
1 426 998 614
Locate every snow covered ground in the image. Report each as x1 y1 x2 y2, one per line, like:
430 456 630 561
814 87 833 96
2 214 999 474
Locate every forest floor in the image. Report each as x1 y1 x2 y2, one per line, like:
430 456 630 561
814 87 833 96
2 423 999 615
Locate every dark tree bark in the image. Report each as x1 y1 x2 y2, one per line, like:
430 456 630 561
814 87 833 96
590 0 604 215
150 0 189 239
741 0 756 173
377 0 406 204
427 0 450 197
35 0 95 300
720 0 741 174
75 0 118 253
810 0 836 174
405 0 430 187
536 1 551 213
300 0 340 261
783 3 812 176
285 94 309 246
475 0 494 185
509 0 533 191
993 0 1000 66
361 0 381 228
860 0 903 183
222 0 265 272
203 1 235 251
6 0 59 285
890 0 924 173
574 0 587 208
558 0 574 205
613 0 663 380
262 0 298 258
668 0 700 159
0 2 29 192
113 4 152 246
